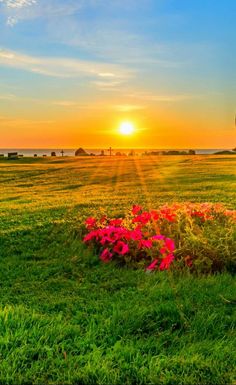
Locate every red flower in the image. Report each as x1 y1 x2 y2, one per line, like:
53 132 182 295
132 212 151 225
85 217 97 229
113 241 129 255
109 218 123 226
185 255 193 267
132 205 143 215
159 254 174 270
100 215 107 224
83 230 98 242
151 210 159 221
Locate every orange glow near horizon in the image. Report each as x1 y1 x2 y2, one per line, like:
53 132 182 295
0 100 235 149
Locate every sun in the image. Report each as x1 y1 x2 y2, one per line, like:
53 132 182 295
119 122 135 135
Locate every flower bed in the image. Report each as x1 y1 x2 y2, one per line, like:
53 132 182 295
83 203 236 273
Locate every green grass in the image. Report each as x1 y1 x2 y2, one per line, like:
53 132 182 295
0 155 235 384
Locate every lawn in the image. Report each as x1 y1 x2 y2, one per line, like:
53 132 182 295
0 155 235 385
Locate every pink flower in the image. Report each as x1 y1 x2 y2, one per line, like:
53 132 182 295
165 238 175 252
146 259 159 271
132 205 142 215
152 234 165 241
100 248 113 263
129 229 143 241
159 254 174 270
113 241 129 255
100 236 114 245
138 239 153 249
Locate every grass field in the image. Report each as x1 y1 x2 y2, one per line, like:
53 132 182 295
0 155 235 385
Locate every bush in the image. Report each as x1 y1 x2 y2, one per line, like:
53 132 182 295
83 203 236 274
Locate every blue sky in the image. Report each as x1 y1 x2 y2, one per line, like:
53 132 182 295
0 0 235 148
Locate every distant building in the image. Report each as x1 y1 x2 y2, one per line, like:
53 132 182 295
51 152 56 156
75 148 89 156
100 150 105 156
8 152 18 159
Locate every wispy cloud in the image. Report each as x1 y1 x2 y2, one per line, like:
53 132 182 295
0 93 16 100
51 100 146 112
91 80 125 91
0 114 54 126
0 48 132 81
51 100 98 109
113 104 146 112
0 0 92 26
127 91 200 102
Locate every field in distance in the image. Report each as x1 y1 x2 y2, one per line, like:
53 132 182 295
0 155 235 384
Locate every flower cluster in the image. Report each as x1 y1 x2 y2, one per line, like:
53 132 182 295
84 206 175 271
83 203 236 272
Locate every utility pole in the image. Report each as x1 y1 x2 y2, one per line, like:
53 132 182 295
61 150 64 157
108 147 112 156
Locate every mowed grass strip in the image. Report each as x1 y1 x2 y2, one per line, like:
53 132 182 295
0 155 235 385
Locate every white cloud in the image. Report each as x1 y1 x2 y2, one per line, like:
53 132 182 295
6 15 18 26
0 48 132 80
0 0 36 8
0 0 37 25
98 73 116 78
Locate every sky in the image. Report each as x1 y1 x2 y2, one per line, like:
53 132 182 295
0 0 235 149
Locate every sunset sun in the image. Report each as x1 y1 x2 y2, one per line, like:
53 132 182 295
119 122 135 135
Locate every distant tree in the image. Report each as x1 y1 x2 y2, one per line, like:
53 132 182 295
128 150 135 156
75 148 88 156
